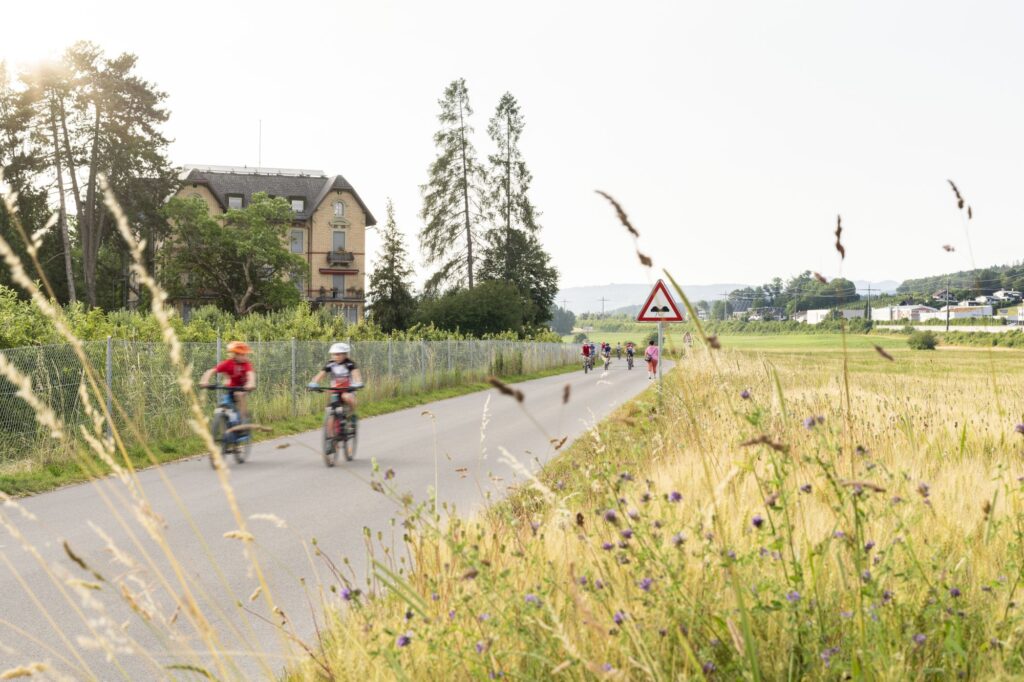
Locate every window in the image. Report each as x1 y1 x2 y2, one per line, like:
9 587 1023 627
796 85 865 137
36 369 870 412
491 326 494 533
295 278 305 297
332 230 346 251
332 274 346 296
345 306 358 324
290 197 305 213
290 228 305 254
333 201 345 218
227 194 243 210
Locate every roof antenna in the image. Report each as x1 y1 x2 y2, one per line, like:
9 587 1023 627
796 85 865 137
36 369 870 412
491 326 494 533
258 119 262 173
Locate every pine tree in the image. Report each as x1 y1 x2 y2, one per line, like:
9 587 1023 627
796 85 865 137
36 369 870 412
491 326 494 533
367 200 417 332
479 92 558 326
419 78 485 294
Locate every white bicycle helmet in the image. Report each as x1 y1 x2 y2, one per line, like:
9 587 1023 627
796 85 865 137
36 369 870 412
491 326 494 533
330 342 351 354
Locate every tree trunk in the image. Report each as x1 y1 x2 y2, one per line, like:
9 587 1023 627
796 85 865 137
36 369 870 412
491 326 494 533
457 93 473 289
57 97 84 228
82 103 102 307
48 100 77 303
505 111 512 280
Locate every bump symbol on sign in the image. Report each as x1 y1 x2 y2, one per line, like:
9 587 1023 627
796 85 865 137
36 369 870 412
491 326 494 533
637 280 684 322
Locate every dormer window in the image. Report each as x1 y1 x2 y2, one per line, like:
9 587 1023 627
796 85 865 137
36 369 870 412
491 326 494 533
290 197 305 213
227 194 243 210
333 201 345 218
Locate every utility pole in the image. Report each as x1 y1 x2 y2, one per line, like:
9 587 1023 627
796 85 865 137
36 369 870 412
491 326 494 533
560 298 570 311
598 297 610 316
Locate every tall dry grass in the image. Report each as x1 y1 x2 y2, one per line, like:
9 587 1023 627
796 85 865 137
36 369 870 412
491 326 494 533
283 341 1024 680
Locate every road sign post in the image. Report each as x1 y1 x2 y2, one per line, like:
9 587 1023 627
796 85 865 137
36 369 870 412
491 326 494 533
636 279 685 401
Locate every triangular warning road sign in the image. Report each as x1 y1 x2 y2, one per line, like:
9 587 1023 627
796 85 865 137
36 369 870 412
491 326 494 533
636 279 685 322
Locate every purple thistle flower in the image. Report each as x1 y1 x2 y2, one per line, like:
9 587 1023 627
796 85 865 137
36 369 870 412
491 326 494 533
864 540 876 552
478 613 490 622
595 579 605 590
816 415 825 424
840 610 853 619
652 519 663 528
659 628 668 637
431 592 439 601
752 514 764 529
621 528 634 539
602 663 614 672
669 491 683 503
1015 423 1024 435
786 590 801 603
628 508 640 520
861 570 872 583
604 509 618 523
396 632 412 648
833 530 845 539
821 646 840 667
726 549 737 560
449 609 456 620
882 590 893 604
639 577 654 591
641 492 652 503
530 521 541 533
524 593 541 606
476 640 486 654
918 482 930 498
619 471 634 481
613 610 626 625
602 542 614 551
800 484 812 493
578 576 588 586
740 389 751 400
913 633 926 646
703 661 716 674
617 540 629 550
341 587 353 601
405 608 414 620
950 587 962 598
803 416 816 430
672 532 685 546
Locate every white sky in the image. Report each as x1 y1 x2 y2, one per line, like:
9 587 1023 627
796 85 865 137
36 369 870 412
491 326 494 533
4 0 1023 291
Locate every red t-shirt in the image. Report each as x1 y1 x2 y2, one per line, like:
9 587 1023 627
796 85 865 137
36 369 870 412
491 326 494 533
582 345 591 356
215 359 253 388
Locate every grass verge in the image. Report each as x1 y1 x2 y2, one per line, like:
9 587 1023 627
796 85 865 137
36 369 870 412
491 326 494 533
285 341 1024 680
0 362 579 496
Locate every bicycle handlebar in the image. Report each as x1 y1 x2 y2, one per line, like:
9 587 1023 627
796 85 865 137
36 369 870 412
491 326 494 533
307 385 364 392
200 385 254 392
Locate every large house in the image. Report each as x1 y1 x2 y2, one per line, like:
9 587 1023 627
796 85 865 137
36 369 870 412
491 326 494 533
174 165 376 322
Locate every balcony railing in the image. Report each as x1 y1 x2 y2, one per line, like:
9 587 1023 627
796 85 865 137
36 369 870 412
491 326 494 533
326 250 355 265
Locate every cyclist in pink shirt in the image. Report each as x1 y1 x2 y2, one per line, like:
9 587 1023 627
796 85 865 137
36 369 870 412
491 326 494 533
644 339 660 379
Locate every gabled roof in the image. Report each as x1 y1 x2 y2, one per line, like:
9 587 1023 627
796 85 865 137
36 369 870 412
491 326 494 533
180 167 377 225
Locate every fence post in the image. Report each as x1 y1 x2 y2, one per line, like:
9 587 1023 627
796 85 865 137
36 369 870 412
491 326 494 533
387 338 393 379
421 341 427 388
216 333 222 363
447 339 452 373
105 336 113 438
290 337 297 417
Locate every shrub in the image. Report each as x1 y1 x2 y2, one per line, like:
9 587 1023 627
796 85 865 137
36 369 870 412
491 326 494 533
907 330 937 350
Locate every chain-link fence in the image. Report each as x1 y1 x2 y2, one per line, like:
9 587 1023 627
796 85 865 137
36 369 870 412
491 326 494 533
0 339 579 463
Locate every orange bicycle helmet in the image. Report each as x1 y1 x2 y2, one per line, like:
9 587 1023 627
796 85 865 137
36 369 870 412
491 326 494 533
226 340 252 354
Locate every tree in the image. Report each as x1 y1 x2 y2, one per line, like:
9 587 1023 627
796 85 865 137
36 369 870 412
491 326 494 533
415 280 527 336
159 194 308 315
549 306 576 335
367 199 417 332
478 93 558 326
21 42 175 308
419 78 486 293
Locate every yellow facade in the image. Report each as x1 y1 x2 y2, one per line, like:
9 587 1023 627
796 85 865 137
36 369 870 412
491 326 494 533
174 172 369 323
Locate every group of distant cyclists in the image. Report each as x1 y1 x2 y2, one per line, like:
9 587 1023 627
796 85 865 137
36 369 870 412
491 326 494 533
581 338 661 379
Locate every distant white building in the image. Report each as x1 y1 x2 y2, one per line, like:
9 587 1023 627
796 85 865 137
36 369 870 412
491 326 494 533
994 289 1023 302
805 308 866 325
871 304 937 322
919 304 994 322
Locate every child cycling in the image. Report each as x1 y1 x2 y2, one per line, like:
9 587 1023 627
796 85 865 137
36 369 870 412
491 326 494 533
308 342 364 417
581 340 592 367
199 340 255 420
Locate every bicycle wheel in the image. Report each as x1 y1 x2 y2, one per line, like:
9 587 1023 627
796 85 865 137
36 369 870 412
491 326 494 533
583 359 589 374
210 413 229 468
234 426 251 464
322 411 338 467
342 415 357 461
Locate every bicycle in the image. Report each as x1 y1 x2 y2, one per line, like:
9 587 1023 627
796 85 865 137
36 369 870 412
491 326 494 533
602 353 611 371
308 385 362 466
582 354 594 374
201 385 253 467
626 353 634 370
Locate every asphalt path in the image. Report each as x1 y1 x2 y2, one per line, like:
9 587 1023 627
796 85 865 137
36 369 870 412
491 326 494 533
0 358 667 680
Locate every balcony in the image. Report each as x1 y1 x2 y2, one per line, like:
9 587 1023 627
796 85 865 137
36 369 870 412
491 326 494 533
326 250 355 265
314 287 365 303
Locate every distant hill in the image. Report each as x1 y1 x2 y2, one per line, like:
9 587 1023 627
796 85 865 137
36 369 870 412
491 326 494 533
557 283 748 315
558 280 900 315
